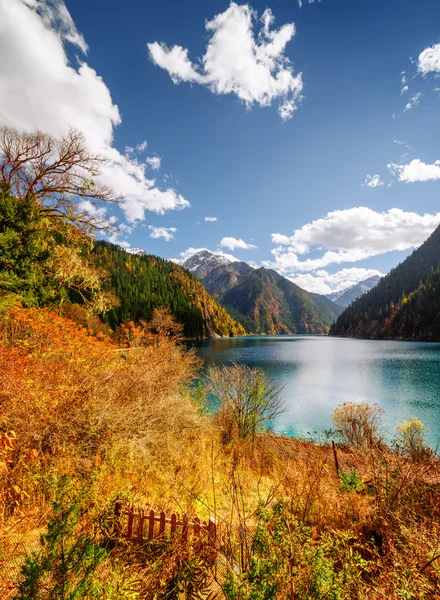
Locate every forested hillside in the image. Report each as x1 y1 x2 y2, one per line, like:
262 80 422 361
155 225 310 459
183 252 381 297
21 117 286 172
0 173 244 339
222 267 341 334
330 224 440 340
94 241 245 338
379 266 440 340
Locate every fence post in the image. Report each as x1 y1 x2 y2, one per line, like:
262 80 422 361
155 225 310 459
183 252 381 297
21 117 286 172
114 502 123 536
127 506 134 538
182 514 188 544
137 508 144 542
170 513 177 537
332 440 340 476
148 509 155 540
159 511 166 537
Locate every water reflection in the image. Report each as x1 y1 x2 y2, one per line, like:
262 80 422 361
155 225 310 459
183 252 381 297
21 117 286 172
188 336 440 448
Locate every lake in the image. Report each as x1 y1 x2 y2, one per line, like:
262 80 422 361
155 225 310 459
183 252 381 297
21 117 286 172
188 335 440 448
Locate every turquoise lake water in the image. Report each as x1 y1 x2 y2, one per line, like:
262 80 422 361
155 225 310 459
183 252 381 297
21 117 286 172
188 335 440 448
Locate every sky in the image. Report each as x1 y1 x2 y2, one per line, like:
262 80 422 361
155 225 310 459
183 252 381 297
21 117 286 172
1 0 440 294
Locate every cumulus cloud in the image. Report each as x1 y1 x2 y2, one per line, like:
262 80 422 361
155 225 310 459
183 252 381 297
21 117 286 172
148 225 177 241
363 174 383 188
32 0 89 54
219 237 257 250
389 159 440 183
266 207 440 274
271 233 291 245
205 216 218 222
0 0 189 222
289 268 384 295
418 43 440 75
148 3 303 120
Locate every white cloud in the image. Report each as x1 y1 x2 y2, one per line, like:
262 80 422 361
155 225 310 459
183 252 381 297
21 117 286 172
363 174 383 188
77 199 116 225
403 92 421 112
394 140 411 150
389 159 440 183
297 0 321 7
30 0 89 54
271 233 291 245
418 43 440 75
289 267 384 295
148 3 303 120
266 207 440 274
0 0 189 223
146 156 161 170
400 72 409 95
98 147 188 222
148 225 177 241
136 140 148 152
205 216 218 222
219 236 257 251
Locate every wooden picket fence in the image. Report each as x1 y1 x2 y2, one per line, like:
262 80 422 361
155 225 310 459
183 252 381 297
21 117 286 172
115 503 218 552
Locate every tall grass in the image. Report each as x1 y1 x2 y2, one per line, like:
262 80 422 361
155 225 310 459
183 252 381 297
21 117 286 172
1 306 440 599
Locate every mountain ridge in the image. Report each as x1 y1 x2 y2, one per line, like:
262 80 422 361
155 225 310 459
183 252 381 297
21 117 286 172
94 242 246 339
330 224 440 340
326 275 382 308
180 250 341 334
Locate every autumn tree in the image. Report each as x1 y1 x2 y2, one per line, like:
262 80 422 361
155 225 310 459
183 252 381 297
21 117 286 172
0 126 117 234
0 127 119 313
207 363 285 446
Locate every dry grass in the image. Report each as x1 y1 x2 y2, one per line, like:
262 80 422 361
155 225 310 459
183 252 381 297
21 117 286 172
1 306 440 598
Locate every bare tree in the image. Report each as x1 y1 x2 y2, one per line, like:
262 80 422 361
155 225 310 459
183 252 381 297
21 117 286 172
207 363 285 446
143 308 184 341
0 125 117 233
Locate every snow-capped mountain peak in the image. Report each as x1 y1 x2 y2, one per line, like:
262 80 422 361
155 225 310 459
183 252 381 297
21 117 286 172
327 275 382 308
126 247 149 257
180 250 238 279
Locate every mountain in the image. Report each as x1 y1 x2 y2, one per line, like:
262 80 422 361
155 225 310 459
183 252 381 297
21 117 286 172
181 250 341 334
330 224 440 340
377 266 440 341
127 247 149 257
326 275 381 308
221 268 341 334
93 242 246 338
202 261 254 297
180 249 238 280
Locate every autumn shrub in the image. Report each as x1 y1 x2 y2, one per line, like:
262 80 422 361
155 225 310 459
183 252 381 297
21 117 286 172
14 477 141 600
0 305 206 517
393 417 433 462
220 499 371 600
207 363 284 446
332 402 384 451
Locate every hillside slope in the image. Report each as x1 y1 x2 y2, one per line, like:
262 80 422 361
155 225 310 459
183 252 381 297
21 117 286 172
330 224 440 339
378 266 440 341
94 242 246 338
222 268 341 334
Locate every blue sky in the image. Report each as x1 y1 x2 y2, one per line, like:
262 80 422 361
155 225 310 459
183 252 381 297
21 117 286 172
1 0 440 293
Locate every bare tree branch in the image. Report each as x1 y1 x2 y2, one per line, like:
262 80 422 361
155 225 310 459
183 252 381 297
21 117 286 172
0 126 119 234
207 363 285 446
